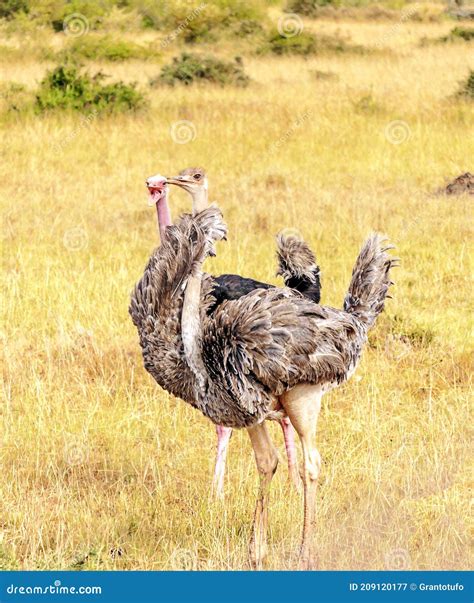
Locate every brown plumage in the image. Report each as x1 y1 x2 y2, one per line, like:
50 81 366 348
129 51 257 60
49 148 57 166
145 168 321 497
130 206 395 428
130 194 397 569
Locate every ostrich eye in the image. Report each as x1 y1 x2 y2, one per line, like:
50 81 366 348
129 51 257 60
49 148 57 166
193 173 201 180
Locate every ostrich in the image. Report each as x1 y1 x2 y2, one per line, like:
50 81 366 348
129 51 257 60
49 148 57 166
130 174 396 568
145 167 321 497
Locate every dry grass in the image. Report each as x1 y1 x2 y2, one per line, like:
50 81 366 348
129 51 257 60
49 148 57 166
1 15 473 571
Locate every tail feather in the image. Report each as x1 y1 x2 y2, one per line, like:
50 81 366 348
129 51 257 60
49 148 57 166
276 234 321 303
343 233 397 329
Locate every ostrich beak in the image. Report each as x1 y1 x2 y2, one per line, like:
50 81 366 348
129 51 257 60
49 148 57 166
166 175 192 188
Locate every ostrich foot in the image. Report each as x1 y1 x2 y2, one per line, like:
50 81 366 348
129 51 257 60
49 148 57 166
249 539 267 571
297 546 318 570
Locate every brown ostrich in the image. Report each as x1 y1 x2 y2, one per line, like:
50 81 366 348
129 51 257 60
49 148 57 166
130 171 396 568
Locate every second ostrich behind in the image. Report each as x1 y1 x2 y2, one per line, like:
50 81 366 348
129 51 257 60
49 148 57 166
130 174 396 569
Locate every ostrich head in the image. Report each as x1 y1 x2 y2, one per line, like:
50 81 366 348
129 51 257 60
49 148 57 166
146 173 167 206
166 167 208 213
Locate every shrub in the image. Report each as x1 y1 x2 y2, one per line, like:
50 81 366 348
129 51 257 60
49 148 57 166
154 52 250 87
260 29 364 56
35 64 147 113
0 0 29 19
49 0 113 32
233 18 264 38
287 0 334 16
286 0 421 19
138 0 265 42
443 27 474 42
261 29 317 55
58 35 159 62
421 26 474 47
457 70 474 100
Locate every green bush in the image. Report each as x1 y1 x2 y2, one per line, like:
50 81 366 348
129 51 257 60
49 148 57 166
286 0 410 17
444 27 474 42
0 0 29 19
154 52 250 86
58 35 159 62
137 0 265 42
49 0 114 32
457 70 474 100
261 29 317 55
260 29 363 55
286 0 334 16
35 64 147 113
233 18 264 37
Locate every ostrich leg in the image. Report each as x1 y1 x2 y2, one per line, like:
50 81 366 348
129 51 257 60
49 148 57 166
247 422 279 570
213 420 297 498
212 425 232 499
281 384 322 570
279 417 299 489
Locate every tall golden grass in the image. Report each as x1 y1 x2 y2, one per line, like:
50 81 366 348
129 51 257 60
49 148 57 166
1 16 472 570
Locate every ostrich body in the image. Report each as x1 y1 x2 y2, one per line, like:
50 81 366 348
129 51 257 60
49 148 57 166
130 174 396 568
144 168 321 496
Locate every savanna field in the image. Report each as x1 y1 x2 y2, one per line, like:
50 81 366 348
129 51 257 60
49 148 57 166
0 0 473 571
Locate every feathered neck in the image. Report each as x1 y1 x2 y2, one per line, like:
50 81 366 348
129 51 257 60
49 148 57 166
156 188 172 242
191 186 208 214
181 187 210 395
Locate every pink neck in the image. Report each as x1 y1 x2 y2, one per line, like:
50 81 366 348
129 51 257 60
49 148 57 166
155 189 172 243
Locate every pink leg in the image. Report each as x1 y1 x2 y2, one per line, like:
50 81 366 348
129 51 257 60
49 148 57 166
212 425 232 499
280 417 300 489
